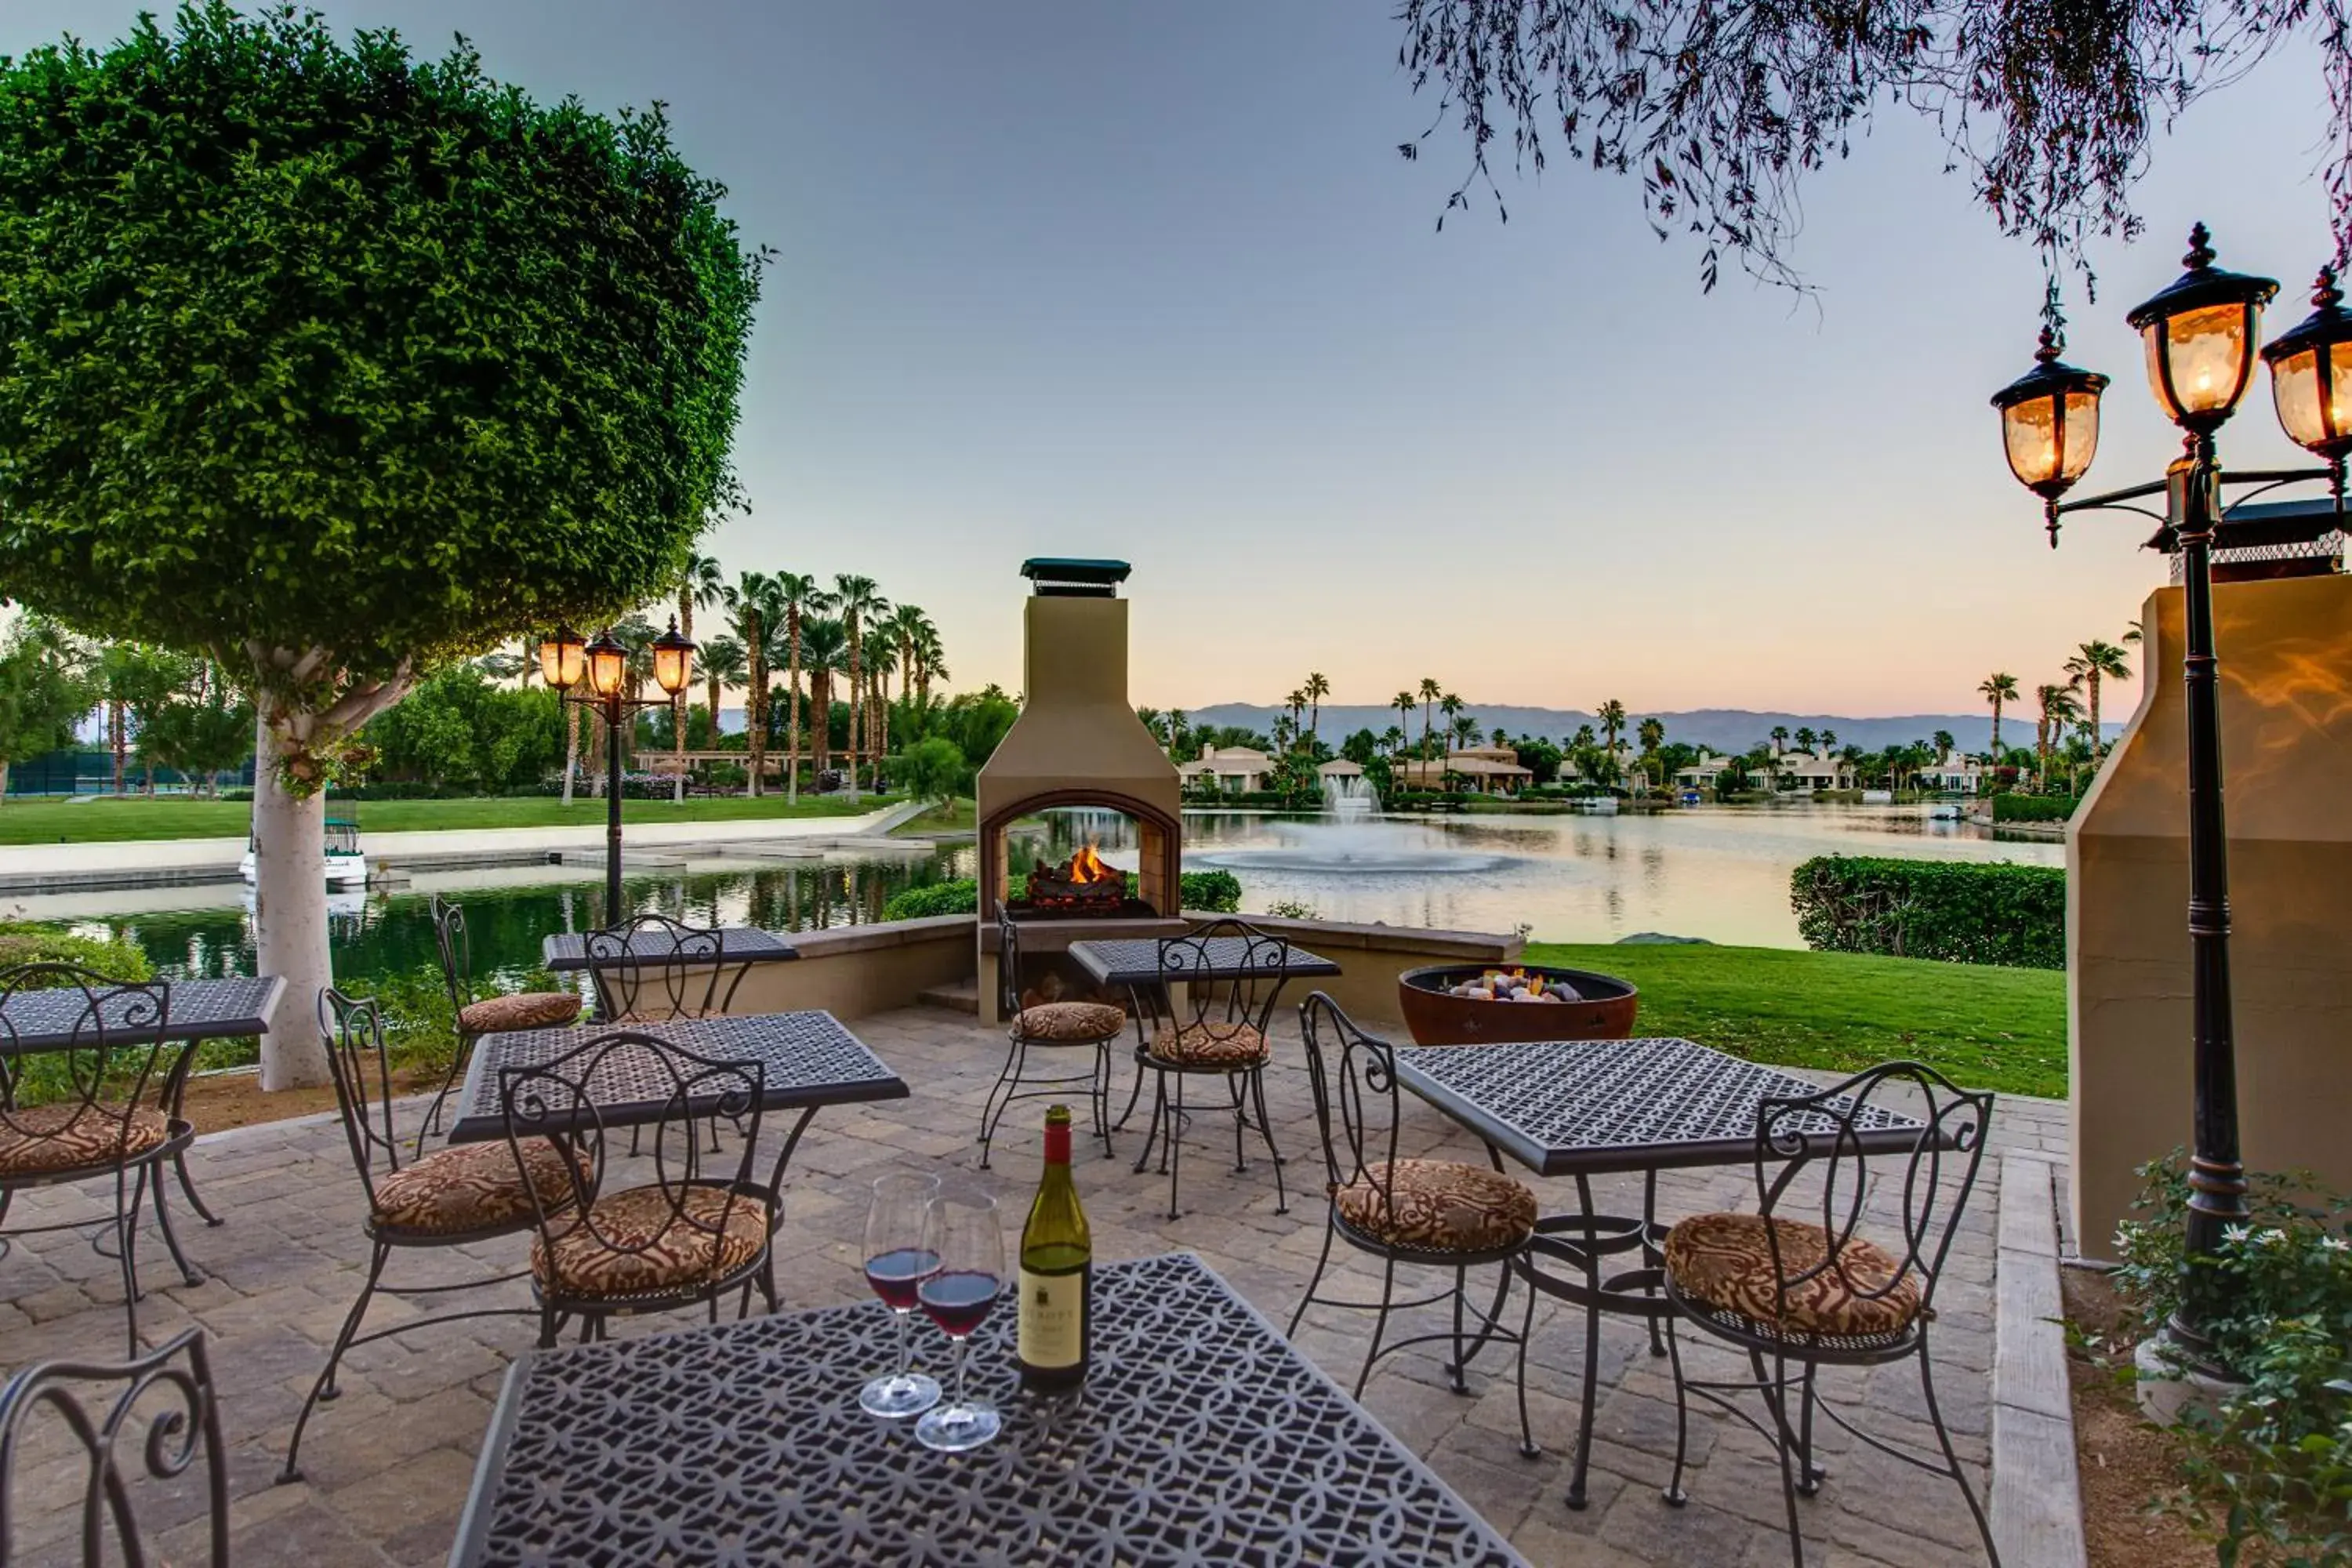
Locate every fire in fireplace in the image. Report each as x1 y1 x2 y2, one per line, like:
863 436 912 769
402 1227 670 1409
1024 844 1129 912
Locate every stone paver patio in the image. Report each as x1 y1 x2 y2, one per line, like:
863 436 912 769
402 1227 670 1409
0 1007 2067 1566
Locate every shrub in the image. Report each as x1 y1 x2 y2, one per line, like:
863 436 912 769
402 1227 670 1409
1181 869 1243 913
1789 855 2064 968
0 922 154 982
2113 1155 2352 1563
877 869 1245 923
1991 792 2078 823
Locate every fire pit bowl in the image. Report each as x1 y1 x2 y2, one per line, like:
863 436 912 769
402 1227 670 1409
1396 963 1639 1046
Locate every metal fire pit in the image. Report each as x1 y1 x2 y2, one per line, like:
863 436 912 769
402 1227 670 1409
1396 963 1639 1046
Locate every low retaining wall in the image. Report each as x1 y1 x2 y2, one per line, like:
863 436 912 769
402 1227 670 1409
1212 914 1523 1031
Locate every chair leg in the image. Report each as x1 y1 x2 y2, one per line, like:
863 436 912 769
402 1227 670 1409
1228 1072 1249 1174
1164 1071 1186 1221
1919 1345 2000 1567
280 1241 389 1483
172 1149 223 1228
415 1034 474 1158
1249 1065 1287 1214
1287 1218 1340 1338
146 1158 202 1287
1796 1363 1824 1493
1515 1258 1541 1460
1661 1316 1691 1505
537 1301 561 1351
1756 1349 1808 1568
1089 1038 1116 1160
1354 1252 1401 1400
1448 1258 1512 1381
1447 1264 1470 1396
114 1166 143 1358
978 1038 1025 1170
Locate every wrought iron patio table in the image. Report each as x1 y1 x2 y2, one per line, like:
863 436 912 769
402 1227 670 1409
442 1010 906 1199
1390 1035 1930 1511
446 1250 1528 1567
539 926 799 971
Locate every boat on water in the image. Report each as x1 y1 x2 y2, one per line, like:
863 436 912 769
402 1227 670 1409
1926 803 1965 820
240 818 369 889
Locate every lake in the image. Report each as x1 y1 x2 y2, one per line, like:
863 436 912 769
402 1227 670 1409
31 804 2059 988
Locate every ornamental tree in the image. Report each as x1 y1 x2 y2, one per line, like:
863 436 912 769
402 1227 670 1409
0 4 761 1083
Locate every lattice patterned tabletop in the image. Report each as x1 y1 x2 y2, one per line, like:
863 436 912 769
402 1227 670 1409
445 1010 905 1144
1069 936 1341 988
449 1251 1526 1567
0 975 284 1059
540 927 798 971
1393 1036 1925 1177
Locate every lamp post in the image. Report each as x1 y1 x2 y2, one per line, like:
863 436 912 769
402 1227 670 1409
1991 225 2352 1359
539 619 696 920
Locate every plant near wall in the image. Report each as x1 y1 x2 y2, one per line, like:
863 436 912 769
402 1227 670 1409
2113 1155 2352 1565
1790 855 2065 968
0 5 761 1083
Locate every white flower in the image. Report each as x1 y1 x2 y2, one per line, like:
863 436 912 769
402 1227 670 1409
2224 1223 2252 1243
2321 1235 2349 1254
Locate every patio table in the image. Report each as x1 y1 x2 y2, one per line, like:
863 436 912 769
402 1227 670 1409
447 1250 1528 1567
1391 1035 1928 1510
443 1010 906 1198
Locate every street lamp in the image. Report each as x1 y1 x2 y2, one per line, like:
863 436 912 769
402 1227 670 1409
1991 223 2348 1363
541 619 695 919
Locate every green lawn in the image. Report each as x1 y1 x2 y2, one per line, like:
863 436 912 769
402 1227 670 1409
889 797 977 836
0 793 899 845
1523 942 2067 1099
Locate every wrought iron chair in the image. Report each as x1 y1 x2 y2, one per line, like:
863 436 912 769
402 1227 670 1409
1289 993 1538 1455
1127 918 1291 1221
585 911 746 1023
0 1326 227 1566
978 912 1123 1167
1657 1062 1998 1568
0 967 198 1356
281 988 579 1483
500 1029 777 1348
422 895 581 1150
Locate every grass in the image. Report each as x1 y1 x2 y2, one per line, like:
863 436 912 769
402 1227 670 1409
0 792 899 845
889 797 976 835
1522 941 2067 1099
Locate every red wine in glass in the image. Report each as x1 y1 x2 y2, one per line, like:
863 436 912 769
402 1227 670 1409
917 1270 1000 1338
865 1247 939 1312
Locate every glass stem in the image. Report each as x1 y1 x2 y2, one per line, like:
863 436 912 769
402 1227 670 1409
893 1308 912 1382
951 1334 971 1412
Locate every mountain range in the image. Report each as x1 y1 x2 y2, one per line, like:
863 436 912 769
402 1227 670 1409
1177 704 2120 756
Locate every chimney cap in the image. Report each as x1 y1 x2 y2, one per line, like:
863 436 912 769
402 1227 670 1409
1020 558 1131 597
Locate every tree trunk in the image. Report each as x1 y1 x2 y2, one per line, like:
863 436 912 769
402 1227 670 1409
846 626 862 804
111 699 125 794
786 613 802 806
562 700 579 805
251 714 332 1089
746 615 766 798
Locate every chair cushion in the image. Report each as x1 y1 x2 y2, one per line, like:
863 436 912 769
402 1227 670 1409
371 1139 586 1237
1015 1001 1127 1041
458 991 583 1036
1148 1021 1270 1067
0 1104 172 1178
1332 1159 1537 1254
1664 1211 1922 1340
532 1183 770 1301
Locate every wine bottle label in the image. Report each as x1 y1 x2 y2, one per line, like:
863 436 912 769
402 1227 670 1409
1018 1265 1083 1368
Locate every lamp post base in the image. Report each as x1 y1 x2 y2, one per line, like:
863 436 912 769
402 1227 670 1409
2133 1330 2245 1427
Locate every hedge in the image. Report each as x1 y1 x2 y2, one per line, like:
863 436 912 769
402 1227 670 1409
881 870 1243 924
1991 793 2079 823
1790 856 2065 969
0 921 152 982
1182 790 1323 810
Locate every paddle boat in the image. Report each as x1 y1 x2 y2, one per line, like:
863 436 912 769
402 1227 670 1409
240 818 369 889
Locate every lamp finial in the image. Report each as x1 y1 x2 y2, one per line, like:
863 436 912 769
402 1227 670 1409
2184 223 2216 271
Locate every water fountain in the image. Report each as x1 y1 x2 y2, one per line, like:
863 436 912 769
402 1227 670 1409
1323 775 1380 815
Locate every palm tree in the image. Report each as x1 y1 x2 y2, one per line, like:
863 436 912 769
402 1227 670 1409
864 639 898 766
723 572 779 794
1820 727 1837 753
1438 694 1464 762
1933 729 1955 763
2035 682 2083 786
1769 724 1789 756
1597 699 1627 764
1167 708 1191 760
670 550 727 803
1979 673 2020 763
1303 672 1330 745
798 616 849 775
698 636 746 764
832 575 886 800
1793 725 1816 753
1417 677 1442 759
1381 724 1405 757
773 574 831 803
2066 639 2132 753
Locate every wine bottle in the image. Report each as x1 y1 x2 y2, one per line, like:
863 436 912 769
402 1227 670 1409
1016 1104 1091 1392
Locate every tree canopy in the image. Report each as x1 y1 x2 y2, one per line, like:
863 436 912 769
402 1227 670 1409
1395 0 2352 290
0 2 763 694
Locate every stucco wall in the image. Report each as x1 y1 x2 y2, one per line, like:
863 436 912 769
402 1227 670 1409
2071 572 2352 1261
725 916 975 1020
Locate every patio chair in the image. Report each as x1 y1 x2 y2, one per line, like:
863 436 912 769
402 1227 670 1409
499 1029 778 1348
585 911 745 1023
281 988 580 1483
0 1326 227 1567
422 895 581 1150
1289 993 1539 1457
0 967 198 1356
978 912 1123 1167
1127 918 1290 1221
1657 1062 1998 1568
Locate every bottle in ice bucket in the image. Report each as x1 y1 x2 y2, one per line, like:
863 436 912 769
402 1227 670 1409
1016 1105 1091 1392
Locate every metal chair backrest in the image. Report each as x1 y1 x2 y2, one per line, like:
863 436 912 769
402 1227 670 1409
0 1327 228 1567
498 1029 765 1283
1297 992 1406 1208
1158 917 1290 1040
430 895 474 1017
0 966 175 1176
318 986 402 1207
1749 1062 1995 1321
584 913 729 1022
996 910 1025 1021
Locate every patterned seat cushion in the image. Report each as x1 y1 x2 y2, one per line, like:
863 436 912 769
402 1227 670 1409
371 1139 587 1237
1015 1001 1127 1041
0 1104 172 1178
532 1183 770 1301
1148 1021 1270 1067
1664 1211 1922 1340
458 991 582 1036
1332 1159 1537 1254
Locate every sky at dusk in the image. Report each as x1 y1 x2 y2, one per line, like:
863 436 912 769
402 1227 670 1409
6 2 2344 718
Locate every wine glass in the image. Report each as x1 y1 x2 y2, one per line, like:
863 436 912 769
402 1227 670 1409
913 1185 1005 1453
859 1172 942 1419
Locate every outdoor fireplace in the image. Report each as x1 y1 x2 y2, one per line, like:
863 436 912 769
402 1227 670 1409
975 559 1185 1021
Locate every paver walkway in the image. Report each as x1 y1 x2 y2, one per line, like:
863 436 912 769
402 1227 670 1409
0 1007 2065 1566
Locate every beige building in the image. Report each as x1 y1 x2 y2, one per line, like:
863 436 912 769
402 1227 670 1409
1392 745 1533 795
1178 746 1272 793
1773 750 1855 791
